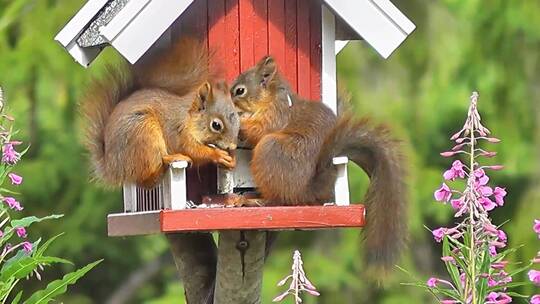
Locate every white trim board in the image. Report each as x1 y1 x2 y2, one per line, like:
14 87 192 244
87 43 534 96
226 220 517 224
323 0 415 58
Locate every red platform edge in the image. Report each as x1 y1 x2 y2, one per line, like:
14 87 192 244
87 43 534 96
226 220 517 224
160 205 365 232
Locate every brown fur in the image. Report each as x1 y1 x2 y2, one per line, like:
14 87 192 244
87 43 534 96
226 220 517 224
82 38 240 187
231 56 408 274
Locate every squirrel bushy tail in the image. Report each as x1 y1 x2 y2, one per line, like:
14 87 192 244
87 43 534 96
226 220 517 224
133 37 214 96
316 112 407 274
82 65 134 183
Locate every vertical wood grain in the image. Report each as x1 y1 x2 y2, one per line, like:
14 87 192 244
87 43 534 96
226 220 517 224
268 0 285 72
284 0 297 92
296 0 311 99
252 0 268 63
309 1 322 101
239 0 255 71
225 0 240 81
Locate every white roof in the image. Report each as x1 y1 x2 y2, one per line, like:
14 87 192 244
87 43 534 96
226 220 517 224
55 0 415 66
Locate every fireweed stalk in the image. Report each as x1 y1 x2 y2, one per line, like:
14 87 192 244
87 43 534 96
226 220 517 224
0 87 100 303
404 92 537 304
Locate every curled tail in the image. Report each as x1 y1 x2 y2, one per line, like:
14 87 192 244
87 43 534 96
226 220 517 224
81 64 134 183
132 37 214 96
316 112 407 274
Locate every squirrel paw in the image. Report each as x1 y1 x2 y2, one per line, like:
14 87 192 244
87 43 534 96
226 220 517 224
213 149 236 169
163 154 193 166
222 194 263 207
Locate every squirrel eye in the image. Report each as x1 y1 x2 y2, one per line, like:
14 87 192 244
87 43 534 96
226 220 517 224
210 118 224 133
234 86 246 97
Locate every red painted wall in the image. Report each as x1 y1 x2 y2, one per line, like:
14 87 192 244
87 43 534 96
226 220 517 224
171 0 323 200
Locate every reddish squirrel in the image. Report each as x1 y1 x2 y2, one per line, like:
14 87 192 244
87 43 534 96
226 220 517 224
82 38 240 187
230 56 407 273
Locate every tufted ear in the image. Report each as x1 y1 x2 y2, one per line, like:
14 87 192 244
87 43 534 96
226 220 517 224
192 81 213 111
256 56 277 88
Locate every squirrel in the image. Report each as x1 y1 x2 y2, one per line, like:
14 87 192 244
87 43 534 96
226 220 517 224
82 38 240 188
230 56 407 274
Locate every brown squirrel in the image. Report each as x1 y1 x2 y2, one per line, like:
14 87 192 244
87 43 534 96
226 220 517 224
230 56 407 273
82 38 240 188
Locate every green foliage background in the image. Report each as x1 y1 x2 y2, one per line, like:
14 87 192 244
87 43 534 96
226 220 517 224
0 0 538 303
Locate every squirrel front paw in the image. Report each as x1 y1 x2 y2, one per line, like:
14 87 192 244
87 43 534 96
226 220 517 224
212 149 236 169
163 154 193 166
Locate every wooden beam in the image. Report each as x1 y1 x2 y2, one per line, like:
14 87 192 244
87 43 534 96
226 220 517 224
161 205 365 232
107 211 161 237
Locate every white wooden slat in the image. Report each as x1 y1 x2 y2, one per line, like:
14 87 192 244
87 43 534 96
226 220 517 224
321 5 337 115
333 156 350 206
323 0 415 59
371 0 416 34
101 0 194 63
99 0 152 41
123 182 137 212
54 0 108 46
162 161 189 210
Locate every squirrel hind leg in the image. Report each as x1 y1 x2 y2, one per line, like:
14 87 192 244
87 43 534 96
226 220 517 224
251 133 316 204
106 111 168 187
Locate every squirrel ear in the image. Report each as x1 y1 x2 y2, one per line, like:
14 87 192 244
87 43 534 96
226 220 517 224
257 56 276 87
194 81 213 111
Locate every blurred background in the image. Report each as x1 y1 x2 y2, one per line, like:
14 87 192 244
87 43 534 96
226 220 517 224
0 0 539 303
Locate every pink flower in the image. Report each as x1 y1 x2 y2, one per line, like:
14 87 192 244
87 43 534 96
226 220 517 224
3 197 22 211
492 261 508 270
479 186 493 197
15 227 26 238
531 295 540 304
489 245 497 256
8 173 22 185
475 169 489 186
488 277 498 287
426 277 438 288
441 256 455 263
497 230 507 243
443 160 466 180
432 228 446 243
493 187 507 206
528 270 540 286
441 300 459 304
450 198 464 210
534 219 540 238
2 143 20 164
434 183 452 202
21 241 32 253
479 197 497 211
486 292 512 304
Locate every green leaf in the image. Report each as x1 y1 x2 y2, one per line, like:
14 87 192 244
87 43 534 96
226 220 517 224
10 215 63 228
0 256 71 281
35 234 63 257
24 259 102 304
442 236 462 292
11 290 22 304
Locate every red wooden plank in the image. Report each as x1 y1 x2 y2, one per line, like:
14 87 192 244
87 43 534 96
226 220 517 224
208 0 227 70
225 0 240 81
309 1 322 101
252 0 268 63
296 0 310 99
161 205 365 232
284 0 298 92
268 0 286 74
239 0 255 71
174 0 208 41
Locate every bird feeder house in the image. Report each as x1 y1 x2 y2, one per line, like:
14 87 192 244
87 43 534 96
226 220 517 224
55 0 415 236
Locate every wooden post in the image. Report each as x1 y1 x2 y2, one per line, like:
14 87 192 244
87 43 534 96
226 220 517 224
213 231 266 304
167 233 217 304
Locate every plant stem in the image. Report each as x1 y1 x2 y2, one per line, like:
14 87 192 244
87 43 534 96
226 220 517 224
468 128 477 304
